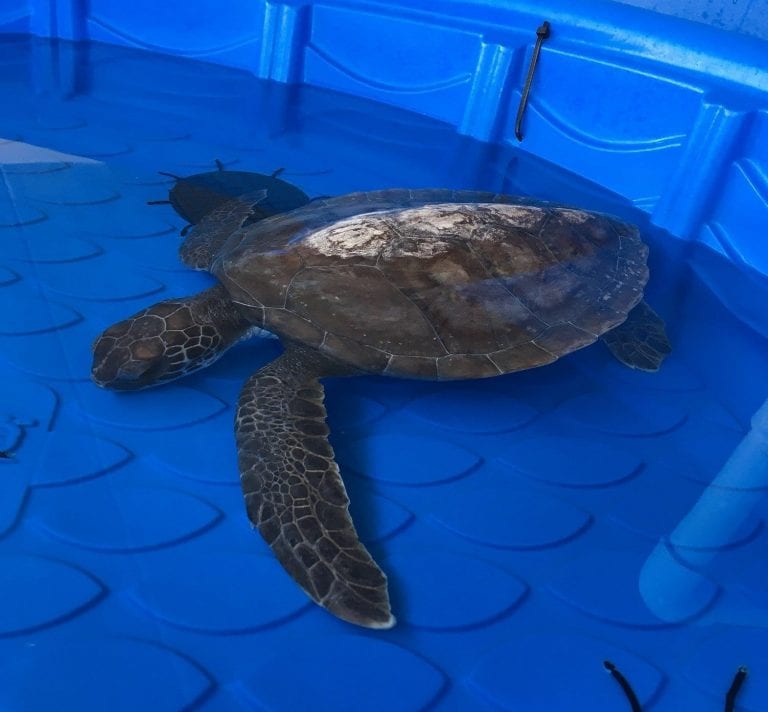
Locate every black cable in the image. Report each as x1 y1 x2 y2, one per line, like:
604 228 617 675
514 21 551 141
604 660 642 712
724 666 748 712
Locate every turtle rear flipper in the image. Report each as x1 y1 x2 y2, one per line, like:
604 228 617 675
237 344 395 629
601 300 671 372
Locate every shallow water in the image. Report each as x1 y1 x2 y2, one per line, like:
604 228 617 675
1 35 768 711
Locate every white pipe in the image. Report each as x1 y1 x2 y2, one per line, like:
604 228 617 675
639 397 768 623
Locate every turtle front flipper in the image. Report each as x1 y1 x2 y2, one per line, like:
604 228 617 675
237 344 394 629
92 285 254 390
180 189 269 270
600 300 671 372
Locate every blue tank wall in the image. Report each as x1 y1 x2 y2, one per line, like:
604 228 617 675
1 0 767 288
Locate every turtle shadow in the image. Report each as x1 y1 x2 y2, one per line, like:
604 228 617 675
324 376 400 549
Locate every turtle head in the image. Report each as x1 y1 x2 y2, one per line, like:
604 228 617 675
91 313 182 391
91 287 253 391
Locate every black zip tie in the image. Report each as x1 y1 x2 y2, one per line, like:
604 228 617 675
158 171 182 180
146 199 171 206
215 159 225 171
515 20 551 142
725 666 748 712
271 167 286 178
604 660 642 712
0 451 11 459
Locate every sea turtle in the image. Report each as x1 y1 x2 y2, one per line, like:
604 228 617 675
91 188 671 629
148 160 310 230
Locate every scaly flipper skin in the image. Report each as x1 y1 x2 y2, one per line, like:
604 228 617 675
91 285 253 390
236 343 395 629
600 300 671 372
179 189 268 270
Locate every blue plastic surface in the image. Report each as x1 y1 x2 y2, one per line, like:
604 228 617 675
0 3 767 710
3 1 768 249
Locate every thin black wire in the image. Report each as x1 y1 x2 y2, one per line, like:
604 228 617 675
514 20 551 141
604 660 642 712
724 666 748 712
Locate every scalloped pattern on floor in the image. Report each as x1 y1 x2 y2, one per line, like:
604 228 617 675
1 37 767 712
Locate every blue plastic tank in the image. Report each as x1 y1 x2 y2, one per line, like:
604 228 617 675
0 1 767 710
